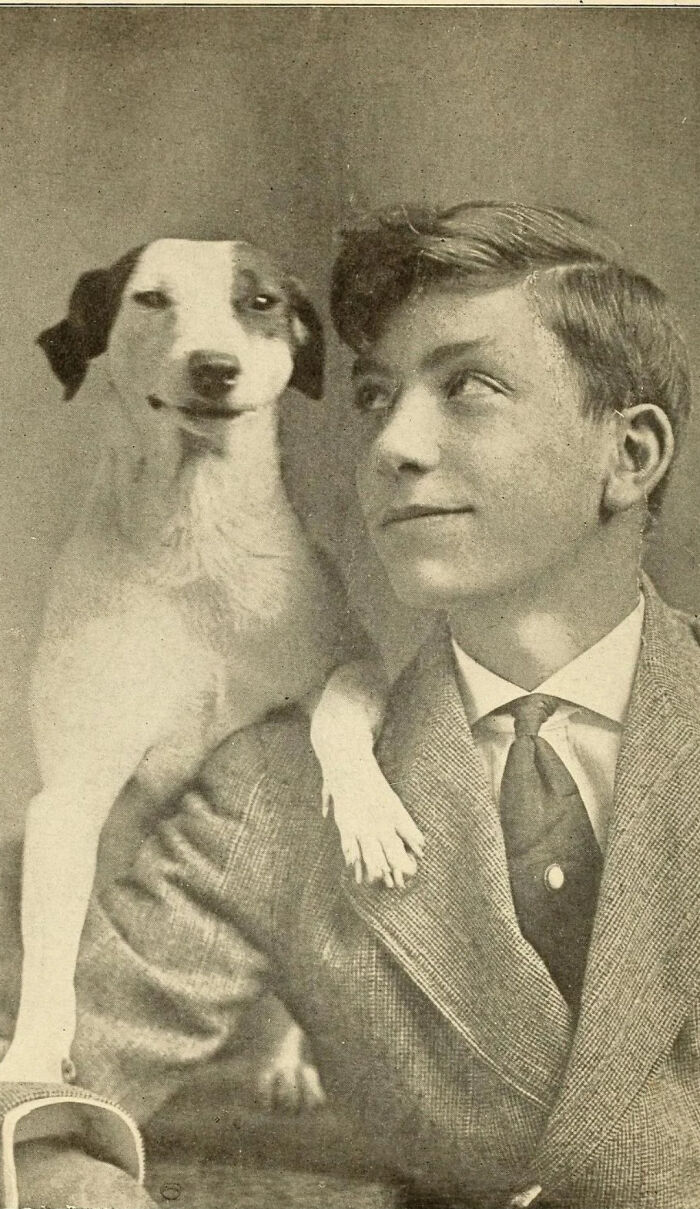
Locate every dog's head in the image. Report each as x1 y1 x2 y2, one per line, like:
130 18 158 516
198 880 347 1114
37 239 325 433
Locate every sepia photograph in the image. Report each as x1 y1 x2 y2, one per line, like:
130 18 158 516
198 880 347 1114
0 6 697 1207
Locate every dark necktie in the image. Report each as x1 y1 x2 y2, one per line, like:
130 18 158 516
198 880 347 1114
498 694 603 1012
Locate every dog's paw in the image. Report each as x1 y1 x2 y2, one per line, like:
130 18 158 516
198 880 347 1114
324 766 424 890
257 1054 326 1112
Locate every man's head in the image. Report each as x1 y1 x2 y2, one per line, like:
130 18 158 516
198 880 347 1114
330 202 691 612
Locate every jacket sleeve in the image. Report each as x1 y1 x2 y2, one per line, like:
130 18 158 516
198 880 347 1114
1 725 279 1207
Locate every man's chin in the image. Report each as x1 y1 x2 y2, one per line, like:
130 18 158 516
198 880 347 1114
382 558 482 612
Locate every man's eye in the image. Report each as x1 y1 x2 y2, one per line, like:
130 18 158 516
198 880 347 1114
353 381 394 414
445 368 502 401
133 290 170 310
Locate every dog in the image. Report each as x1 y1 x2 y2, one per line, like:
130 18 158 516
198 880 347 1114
0 239 423 1095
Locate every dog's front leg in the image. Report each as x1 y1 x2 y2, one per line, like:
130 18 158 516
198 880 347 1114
0 775 125 1084
308 660 424 888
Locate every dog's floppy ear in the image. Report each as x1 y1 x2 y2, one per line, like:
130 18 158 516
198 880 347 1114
286 280 325 401
37 269 114 400
37 247 144 400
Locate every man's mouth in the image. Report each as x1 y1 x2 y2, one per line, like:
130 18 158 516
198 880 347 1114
380 504 475 527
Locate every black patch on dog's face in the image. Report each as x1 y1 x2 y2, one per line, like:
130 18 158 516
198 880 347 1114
231 246 325 400
284 278 325 401
37 246 144 399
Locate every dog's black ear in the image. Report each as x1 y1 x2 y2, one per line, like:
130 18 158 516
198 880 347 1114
37 269 112 399
37 318 87 401
286 281 325 401
36 247 144 400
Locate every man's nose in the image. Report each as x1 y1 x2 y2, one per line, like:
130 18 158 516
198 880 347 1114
373 389 441 475
188 350 241 400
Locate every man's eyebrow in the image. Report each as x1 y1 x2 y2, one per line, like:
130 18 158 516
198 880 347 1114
351 339 494 380
420 339 494 373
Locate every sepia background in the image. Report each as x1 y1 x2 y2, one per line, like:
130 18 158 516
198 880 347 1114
0 5 698 839
0 8 697 1206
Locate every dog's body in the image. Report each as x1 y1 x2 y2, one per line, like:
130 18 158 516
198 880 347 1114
35 398 344 803
1 240 420 1089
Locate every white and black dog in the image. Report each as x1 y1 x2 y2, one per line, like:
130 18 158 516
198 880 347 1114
0 239 423 1095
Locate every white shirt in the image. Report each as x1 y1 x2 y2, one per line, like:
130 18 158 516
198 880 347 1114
451 597 645 853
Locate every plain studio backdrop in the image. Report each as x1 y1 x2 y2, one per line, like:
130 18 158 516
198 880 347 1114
0 7 698 841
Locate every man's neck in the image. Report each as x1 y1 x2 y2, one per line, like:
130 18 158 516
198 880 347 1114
448 555 641 691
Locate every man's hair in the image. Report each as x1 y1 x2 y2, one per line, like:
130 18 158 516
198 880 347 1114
330 202 692 513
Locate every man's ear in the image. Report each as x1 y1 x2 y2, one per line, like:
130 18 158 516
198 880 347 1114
36 247 144 400
602 403 675 514
285 279 325 400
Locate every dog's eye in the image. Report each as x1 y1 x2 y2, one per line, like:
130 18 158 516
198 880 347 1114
249 293 279 312
133 290 170 310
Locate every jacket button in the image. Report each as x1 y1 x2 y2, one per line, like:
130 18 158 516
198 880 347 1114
544 862 565 891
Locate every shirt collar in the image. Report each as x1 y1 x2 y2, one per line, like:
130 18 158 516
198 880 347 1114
452 595 645 727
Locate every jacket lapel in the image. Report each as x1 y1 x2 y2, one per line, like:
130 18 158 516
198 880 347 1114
534 581 700 1189
342 621 572 1109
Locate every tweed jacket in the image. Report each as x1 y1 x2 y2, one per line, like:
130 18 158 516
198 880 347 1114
1 580 699 1209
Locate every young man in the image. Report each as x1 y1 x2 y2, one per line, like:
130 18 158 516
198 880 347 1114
4 203 699 1209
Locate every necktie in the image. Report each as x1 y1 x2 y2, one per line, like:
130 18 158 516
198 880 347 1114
498 694 602 1012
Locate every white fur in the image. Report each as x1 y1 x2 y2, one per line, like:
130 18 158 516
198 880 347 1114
0 239 420 1090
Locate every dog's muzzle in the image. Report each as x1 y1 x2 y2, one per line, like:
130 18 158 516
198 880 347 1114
148 348 256 419
148 350 257 420
188 350 241 400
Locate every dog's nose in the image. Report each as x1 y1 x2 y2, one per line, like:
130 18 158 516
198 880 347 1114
188 351 241 400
